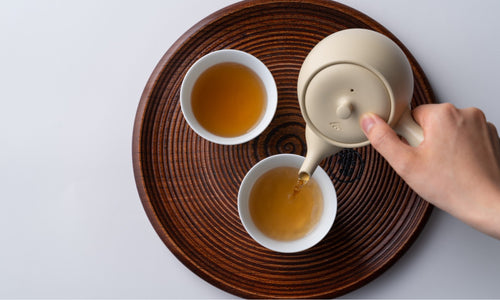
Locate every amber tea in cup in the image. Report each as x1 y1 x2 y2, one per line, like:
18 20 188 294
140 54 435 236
191 62 266 137
238 154 337 253
180 49 277 145
249 166 323 241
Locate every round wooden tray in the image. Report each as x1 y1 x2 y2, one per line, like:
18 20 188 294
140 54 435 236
132 0 435 298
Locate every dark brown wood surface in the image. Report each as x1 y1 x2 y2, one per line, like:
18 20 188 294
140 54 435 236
132 0 435 298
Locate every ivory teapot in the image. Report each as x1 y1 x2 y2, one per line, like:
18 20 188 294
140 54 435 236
298 28 423 176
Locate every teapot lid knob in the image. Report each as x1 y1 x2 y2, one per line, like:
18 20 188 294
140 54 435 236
336 101 353 119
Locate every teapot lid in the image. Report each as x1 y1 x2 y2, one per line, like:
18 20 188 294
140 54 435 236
302 63 393 147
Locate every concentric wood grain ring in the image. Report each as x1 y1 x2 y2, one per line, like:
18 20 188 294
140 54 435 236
132 0 435 298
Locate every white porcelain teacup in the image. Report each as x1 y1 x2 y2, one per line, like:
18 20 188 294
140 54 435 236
180 49 277 145
238 154 337 253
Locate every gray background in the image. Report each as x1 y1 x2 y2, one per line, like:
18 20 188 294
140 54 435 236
1 0 499 298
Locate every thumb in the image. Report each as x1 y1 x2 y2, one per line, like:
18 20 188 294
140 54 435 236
360 113 415 174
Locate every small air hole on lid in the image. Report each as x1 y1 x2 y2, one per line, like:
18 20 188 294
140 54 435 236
350 89 354 92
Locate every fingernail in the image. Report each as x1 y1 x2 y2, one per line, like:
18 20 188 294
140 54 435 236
360 114 376 134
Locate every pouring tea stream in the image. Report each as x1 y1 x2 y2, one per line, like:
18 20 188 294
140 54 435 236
297 29 424 177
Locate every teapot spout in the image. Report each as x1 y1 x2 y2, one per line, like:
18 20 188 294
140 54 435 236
299 126 342 176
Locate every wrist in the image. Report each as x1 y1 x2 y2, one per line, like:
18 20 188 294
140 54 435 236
466 184 500 239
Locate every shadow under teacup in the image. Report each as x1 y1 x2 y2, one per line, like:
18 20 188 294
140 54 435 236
238 154 337 253
180 49 277 145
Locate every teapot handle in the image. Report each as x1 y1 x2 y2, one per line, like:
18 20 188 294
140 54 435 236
394 107 424 147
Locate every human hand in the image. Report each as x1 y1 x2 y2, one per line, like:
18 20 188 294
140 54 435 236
360 103 500 239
